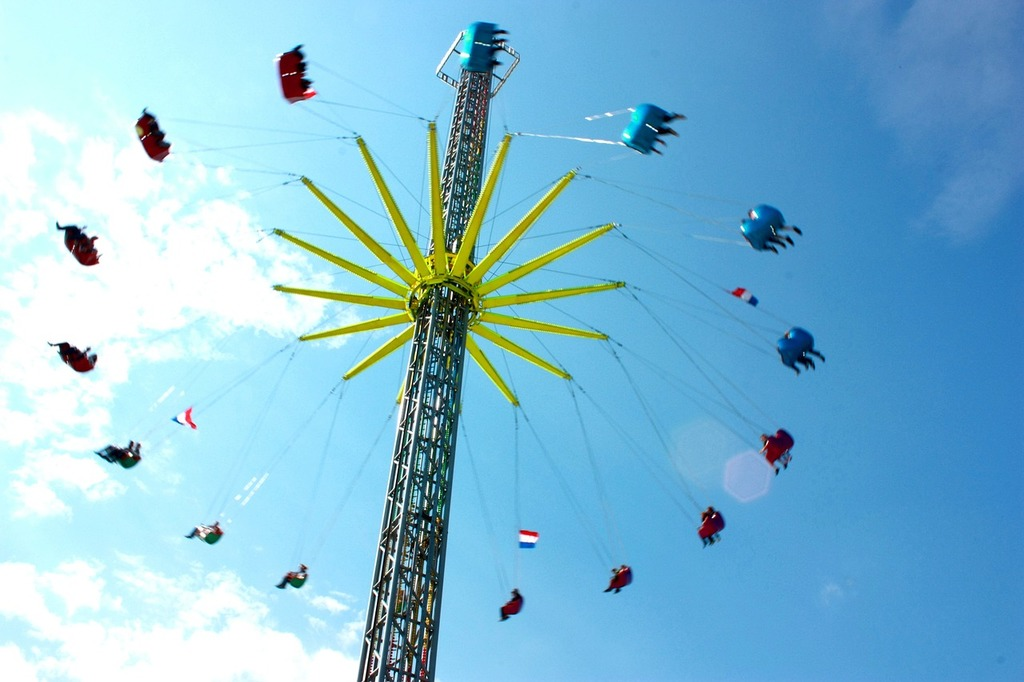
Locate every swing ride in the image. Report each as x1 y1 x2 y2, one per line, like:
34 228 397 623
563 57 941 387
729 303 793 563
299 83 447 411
135 109 171 162
55 222 100 266
271 23 625 680
620 103 685 155
47 18 827 682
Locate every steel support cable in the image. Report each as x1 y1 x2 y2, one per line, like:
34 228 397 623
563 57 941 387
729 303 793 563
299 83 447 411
582 174 745 208
192 340 301 412
513 405 522 586
474 282 626 560
414 134 429 255
145 180 307 242
476 175 577 257
459 418 509 591
370 146 430 235
567 381 621 565
225 378 347 507
304 178 403 246
164 115 345 139
293 97 360 136
295 379 349 562
155 117 326 175
624 288 754 430
510 130 621 146
579 174 742 230
489 177 553 222
620 287 776 430
624 286 777 427
135 338 299 449
118 316 212 433
197 377 347 548
168 122 353 173
207 344 303 517
634 285 780 345
611 341 763 438
311 98 428 121
171 139 295 175
568 374 693 518
308 402 398 562
622 233 774 337
489 347 524 586
517 404 610 566
595 340 705 516
480 135 513 255
174 136 353 155
309 61 426 120
203 177 306 208
619 231 780 346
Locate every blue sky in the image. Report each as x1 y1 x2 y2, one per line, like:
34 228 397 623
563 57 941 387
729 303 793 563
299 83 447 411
1 2 1021 681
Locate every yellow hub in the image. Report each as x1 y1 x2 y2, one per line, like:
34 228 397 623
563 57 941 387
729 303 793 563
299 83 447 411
407 267 482 321
275 128 622 404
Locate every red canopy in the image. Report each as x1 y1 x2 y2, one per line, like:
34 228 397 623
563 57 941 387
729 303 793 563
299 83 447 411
135 110 171 162
277 47 316 103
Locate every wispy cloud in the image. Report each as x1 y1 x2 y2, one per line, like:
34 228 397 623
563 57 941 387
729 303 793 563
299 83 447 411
824 0 1024 241
11 451 126 518
309 594 351 615
819 577 855 607
0 559 359 680
820 581 844 606
0 110 335 516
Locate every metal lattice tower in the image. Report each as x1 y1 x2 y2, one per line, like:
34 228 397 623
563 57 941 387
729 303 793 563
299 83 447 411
357 25 517 682
273 21 622 682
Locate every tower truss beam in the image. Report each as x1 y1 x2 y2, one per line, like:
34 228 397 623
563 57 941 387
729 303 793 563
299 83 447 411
358 52 497 682
273 24 621 682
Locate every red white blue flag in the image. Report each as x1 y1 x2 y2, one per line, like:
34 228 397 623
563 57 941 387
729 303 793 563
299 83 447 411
173 406 197 429
730 287 759 306
519 529 539 548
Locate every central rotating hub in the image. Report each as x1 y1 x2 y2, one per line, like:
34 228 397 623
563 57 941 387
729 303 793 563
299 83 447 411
407 264 481 322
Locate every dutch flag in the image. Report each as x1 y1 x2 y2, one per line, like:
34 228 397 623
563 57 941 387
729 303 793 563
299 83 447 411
173 406 197 429
519 529 539 548
730 287 759 306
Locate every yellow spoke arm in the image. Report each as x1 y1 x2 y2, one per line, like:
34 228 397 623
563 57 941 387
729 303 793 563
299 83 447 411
451 134 513 276
357 138 431 278
467 169 577 285
472 325 570 380
273 286 407 311
477 312 607 339
301 177 417 287
481 281 625 309
478 222 617 296
466 335 519 405
427 122 447 274
345 325 416 380
274 230 408 297
299 313 411 341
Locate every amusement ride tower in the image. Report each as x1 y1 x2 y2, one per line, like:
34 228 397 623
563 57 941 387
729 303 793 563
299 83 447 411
275 22 622 681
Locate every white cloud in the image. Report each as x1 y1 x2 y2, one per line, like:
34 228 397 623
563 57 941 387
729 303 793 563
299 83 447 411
337 618 366 651
10 451 127 519
824 0 1024 241
0 110 339 516
820 581 844 607
38 559 105 616
308 594 350 615
0 562 64 634
0 559 359 682
0 111 72 209
819 578 855 607
0 644 38 682
9 478 72 518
